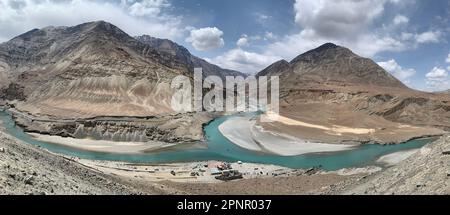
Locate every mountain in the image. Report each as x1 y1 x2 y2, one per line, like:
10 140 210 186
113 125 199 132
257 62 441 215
256 43 449 144
256 60 289 77
0 21 242 118
135 35 244 78
0 21 185 117
258 43 406 89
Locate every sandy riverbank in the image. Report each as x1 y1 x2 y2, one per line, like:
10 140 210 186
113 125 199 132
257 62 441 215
29 133 178 154
218 116 355 156
258 104 446 145
262 111 376 135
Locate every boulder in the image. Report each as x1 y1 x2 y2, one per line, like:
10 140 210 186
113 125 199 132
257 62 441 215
24 175 34 185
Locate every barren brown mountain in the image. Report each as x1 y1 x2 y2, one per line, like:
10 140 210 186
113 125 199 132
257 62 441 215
256 43 449 144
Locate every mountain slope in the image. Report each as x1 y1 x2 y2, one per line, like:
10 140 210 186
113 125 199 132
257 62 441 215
0 21 236 117
135 35 244 78
257 60 289 77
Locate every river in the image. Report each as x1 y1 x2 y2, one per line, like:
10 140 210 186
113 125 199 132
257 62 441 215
0 110 435 170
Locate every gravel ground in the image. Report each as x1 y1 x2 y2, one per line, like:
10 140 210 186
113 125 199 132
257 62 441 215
343 135 450 195
0 130 168 195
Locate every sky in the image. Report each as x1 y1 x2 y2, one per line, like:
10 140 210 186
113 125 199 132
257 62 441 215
0 0 449 91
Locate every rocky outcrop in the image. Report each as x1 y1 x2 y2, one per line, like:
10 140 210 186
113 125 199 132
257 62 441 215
11 109 214 143
0 83 25 101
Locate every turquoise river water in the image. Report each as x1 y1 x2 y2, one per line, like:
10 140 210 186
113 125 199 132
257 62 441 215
0 110 435 170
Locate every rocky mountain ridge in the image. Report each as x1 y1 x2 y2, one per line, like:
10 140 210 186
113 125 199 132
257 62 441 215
135 35 244 79
258 43 407 89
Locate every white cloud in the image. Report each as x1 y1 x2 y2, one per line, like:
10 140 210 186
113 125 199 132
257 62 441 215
0 0 184 42
293 0 386 40
207 48 281 74
415 31 441 44
254 12 272 25
186 27 225 51
378 59 416 83
426 79 449 92
426 67 448 81
255 0 441 62
399 31 442 45
425 67 449 91
446 53 450 64
400 32 414 40
265 29 406 60
127 0 170 17
264 31 276 40
393 15 409 25
235 33 273 47
261 0 412 60
236 35 249 47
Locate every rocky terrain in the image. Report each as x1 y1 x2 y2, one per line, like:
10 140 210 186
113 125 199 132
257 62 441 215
256 43 450 144
10 108 214 143
0 129 171 195
344 135 450 194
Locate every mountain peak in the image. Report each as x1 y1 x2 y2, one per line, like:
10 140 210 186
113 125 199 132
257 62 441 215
74 21 128 36
258 43 407 89
315 42 339 51
80 20 113 28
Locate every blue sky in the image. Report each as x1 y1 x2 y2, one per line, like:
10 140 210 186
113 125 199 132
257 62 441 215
0 0 449 91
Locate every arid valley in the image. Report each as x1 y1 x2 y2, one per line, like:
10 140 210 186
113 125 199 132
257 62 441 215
0 19 449 195
6 0 450 202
